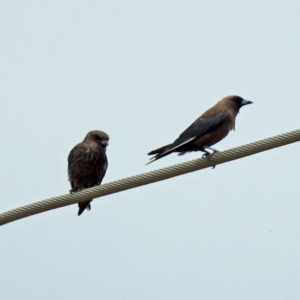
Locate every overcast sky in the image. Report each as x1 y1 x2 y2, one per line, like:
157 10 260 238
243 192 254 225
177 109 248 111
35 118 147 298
1 1 300 299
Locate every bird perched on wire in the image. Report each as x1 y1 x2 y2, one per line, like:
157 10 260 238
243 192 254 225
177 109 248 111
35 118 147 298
147 95 252 164
68 130 109 216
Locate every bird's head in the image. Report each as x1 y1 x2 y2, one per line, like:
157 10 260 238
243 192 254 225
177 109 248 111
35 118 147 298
222 95 253 112
85 130 109 147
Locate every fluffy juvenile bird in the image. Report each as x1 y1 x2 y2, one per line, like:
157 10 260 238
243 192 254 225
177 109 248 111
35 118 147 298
147 95 252 164
68 130 109 216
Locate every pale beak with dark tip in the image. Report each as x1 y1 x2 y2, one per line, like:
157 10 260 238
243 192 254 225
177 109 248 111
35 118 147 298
241 99 253 106
101 140 109 146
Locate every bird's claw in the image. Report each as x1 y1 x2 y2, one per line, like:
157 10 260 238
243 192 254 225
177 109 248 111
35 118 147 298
202 147 218 169
202 153 211 159
70 187 84 194
202 147 220 159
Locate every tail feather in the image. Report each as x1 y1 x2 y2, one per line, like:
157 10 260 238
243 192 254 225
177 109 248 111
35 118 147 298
78 200 92 216
147 144 174 164
147 144 171 155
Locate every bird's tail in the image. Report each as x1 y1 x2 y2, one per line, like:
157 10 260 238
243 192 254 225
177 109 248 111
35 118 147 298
147 144 173 164
148 144 171 155
78 200 92 216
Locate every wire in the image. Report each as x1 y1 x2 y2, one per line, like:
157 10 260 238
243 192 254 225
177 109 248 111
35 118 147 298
1 129 300 226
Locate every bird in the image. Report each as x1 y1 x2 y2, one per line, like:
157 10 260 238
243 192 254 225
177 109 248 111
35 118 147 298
68 130 109 216
147 95 252 164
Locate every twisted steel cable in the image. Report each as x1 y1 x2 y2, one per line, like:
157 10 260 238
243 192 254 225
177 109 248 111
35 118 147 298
1 129 300 226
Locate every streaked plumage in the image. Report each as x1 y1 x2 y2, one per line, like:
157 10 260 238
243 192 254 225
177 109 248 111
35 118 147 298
68 130 109 216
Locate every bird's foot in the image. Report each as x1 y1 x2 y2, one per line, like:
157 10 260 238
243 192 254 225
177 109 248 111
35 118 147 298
202 147 219 159
70 187 85 194
201 150 212 159
202 148 219 169
202 153 210 159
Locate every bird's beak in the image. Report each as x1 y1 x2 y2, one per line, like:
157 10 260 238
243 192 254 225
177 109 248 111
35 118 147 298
101 140 109 146
240 99 253 106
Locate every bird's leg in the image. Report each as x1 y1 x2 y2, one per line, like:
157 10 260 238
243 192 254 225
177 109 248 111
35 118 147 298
201 149 212 158
201 147 218 169
207 147 219 154
202 146 219 158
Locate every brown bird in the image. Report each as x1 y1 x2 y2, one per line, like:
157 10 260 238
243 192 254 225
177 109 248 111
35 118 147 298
147 95 252 164
68 130 109 216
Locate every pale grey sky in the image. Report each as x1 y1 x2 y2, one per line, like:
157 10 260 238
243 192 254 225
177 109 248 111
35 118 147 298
1 1 300 299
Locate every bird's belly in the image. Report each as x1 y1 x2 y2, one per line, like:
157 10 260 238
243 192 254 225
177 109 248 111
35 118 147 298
193 126 230 149
68 153 106 188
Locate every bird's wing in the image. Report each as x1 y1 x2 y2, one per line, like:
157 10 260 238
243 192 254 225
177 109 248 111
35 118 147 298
175 112 226 144
98 159 108 185
68 144 84 166
159 112 227 156
97 170 106 185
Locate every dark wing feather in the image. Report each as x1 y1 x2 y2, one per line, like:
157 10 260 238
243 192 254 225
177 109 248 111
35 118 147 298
77 159 107 216
147 112 226 163
171 112 227 149
98 160 108 185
